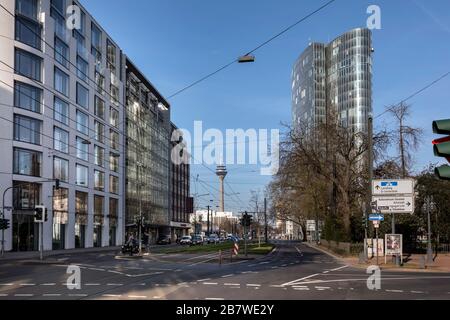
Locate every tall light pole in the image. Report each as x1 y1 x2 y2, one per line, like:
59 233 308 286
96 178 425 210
364 115 374 262
426 196 433 264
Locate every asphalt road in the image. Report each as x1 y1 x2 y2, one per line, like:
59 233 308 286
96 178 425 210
0 241 449 300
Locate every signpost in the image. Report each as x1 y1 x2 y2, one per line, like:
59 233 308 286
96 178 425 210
371 196 414 214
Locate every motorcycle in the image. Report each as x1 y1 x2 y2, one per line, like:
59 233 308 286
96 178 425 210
121 240 140 256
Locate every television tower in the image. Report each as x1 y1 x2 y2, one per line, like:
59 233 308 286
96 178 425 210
216 164 227 212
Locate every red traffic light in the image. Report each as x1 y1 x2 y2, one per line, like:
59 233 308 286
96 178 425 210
432 136 450 145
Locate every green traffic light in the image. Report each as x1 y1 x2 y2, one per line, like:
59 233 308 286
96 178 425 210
433 119 450 135
434 141 450 157
435 165 450 180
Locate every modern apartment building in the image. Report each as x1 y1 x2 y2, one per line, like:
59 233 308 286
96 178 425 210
0 0 191 252
292 28 373 134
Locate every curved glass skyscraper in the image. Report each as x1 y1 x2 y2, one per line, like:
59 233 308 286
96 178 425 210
292 28 373 134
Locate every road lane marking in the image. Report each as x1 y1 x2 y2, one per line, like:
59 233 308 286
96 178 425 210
15 294 34 297
0 294 8 297
271 266 278 269
328 265 349 272
259 262 269 265
85 283 101 286
153 296 161 299
224 283 240 286
43 294 61 297
246 284 261 287
0 283 13 286
386 289 404 293
281 273 320 286
294 287 310 291
270 285 284 288
323 271 330 274
411 291 425 294
89 268 105 272
69 294 88 297
315 286 331 290
41 283 56 286
221 274 234 278
203 282 218 285
198 279 211 282
19 283 35 286
128 295 147 299
107 283 123 286
205 298 224 300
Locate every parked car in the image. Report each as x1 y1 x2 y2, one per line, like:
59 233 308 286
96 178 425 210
191 235 204 245
179 236 192 245
156 235 172 245
227 235 239 243
207 234 220 244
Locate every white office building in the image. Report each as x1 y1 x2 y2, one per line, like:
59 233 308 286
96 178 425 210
0 0 126 251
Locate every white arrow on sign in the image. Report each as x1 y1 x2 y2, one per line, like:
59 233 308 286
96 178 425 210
372 196 414 214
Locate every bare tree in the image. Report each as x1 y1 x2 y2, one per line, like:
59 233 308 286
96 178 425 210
387 103 423 177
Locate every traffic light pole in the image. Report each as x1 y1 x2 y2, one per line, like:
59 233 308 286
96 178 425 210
364 115 374 263
39 222 43 261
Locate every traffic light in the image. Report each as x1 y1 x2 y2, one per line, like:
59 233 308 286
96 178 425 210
55 179 60 189
240 213 253 227
34 205 45 223
432 119 450 180
0 218 10 230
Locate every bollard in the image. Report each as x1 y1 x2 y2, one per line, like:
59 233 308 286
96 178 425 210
419 256 426 269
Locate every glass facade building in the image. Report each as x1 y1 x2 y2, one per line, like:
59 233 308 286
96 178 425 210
292 28 373 134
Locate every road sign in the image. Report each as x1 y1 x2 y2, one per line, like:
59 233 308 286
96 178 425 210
372 196 414 214
372 220 380 228
372 179 414 196
233 242 239 256
369 214 384 221
306 220 316 232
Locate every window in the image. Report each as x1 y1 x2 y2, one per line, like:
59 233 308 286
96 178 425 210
13 181 41 210
92 47 102 71
51 0 66 38
15 16 42 50
14 81 42 113
54 67 69 96
109 175 119 194
54 96 69 125
16 0 39 20
110 84 119 105
51 0 65 15
109 198 118 217
94 170 104 191
94 195 104 217
54 37 69 68
109 153 119 172
76 191 88 214
54 127 69 153
13 147 42 177
94 121 104 143
110 107 119 128
95 71 105 94
76 83 89 108
91 23 102 50
76 110 89 135
14 114 41 145
76 56 88 82
53 156 69 182
94 145 105 167
94 96 105 119
76 164 88 187
107 39 116 73
74 30 85 56
76 137 89 161
110 129 119 150
15 48 42 81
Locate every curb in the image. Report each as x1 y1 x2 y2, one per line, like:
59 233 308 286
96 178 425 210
304 242 344 261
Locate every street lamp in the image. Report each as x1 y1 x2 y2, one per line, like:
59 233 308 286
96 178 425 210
238 55 255 63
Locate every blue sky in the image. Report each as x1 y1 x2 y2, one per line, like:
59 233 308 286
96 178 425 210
80 0 450 212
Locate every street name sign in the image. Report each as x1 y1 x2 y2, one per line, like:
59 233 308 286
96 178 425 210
368 214 384 221
372 179 414 196
372 196 414 214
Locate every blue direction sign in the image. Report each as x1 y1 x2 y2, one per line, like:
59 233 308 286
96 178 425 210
369 214 385 221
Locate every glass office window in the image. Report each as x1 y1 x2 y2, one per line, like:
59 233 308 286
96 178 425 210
16 0 38 20
95 72 105 94
54 126 69 153
94 170 104 191
76 56 88 82
53 156 69 182
54 96 69 125
94 145 105 167
94 121 104 143
109 175 119 194
14 114 41 145
110 129 119 150
109 153 119 172
13 147 42 177
76 137 89 161
91 22 102 50
76 164 88 187
94 96 105 119
54 37 69 68
110 107 119 128
15 17 41 50
54 67 69 96
14 81 42 113
76 83 89 109
76 110 89 135
15 48 42 81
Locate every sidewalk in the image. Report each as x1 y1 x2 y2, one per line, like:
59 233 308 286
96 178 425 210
306 242 450 273
0 246 121 262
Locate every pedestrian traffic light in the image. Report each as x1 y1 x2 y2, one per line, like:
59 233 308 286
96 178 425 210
432 119 450 180
34 205 45 223
0 218 10 230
